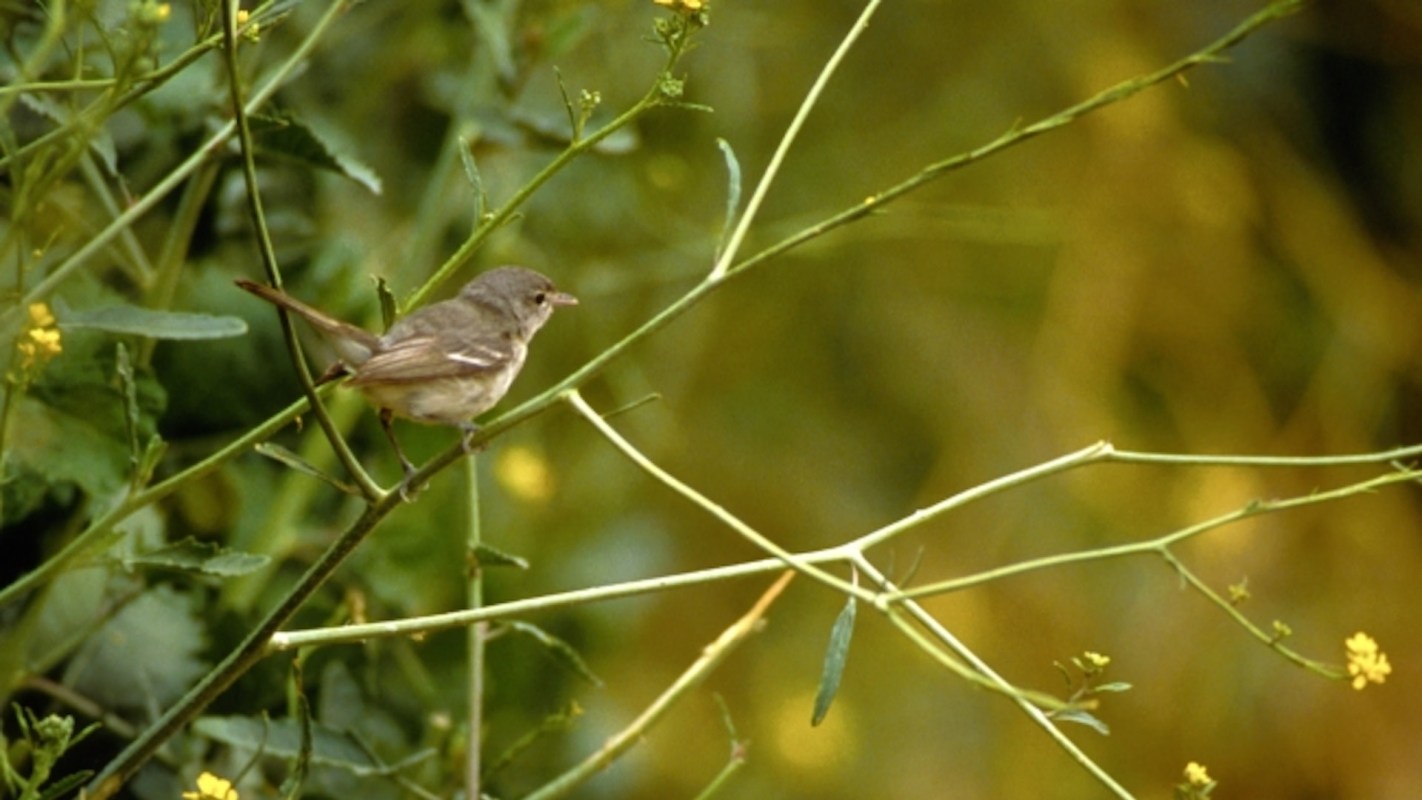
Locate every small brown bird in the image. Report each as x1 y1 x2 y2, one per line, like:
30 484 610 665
237 267 577 476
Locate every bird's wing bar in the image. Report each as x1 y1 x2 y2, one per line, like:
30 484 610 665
348 336 511 386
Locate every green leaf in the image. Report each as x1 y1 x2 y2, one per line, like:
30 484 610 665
1052 709 1111 736
483 702 583 780
254 442 361 496
115 343 165 489
811 595 857 726
715 138 742 258
1092 681 1134 694
471 541 530 570
58 304 248 340
374 276 398 333
251 111 382 194
505 621 601 686
457 137 487 219
7 394 129 510
117 538 270 577
18 93 116 174
280 660 314 800
37 769 94 800
194 716 435 777
64 585 209 711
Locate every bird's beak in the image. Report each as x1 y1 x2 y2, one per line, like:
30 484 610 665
549 291 578 307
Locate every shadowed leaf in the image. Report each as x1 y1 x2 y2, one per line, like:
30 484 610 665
118 538 270 577
59 304 248 340
811 595 857 726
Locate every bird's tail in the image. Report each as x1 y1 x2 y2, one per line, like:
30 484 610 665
235 279 381 365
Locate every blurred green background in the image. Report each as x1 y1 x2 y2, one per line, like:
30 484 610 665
4 0 1421 797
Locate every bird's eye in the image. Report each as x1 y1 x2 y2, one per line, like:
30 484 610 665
533 292 547 305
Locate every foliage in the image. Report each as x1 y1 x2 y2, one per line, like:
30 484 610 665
2 0 1418 798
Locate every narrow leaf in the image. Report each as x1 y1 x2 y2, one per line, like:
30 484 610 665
483 702 583 780
1051 709 1111 736
115 343 141 467
714 138 742 259
281 660 313 800
505 621 601 686
811 595 857 726
554 66 579 139
37 770 94 800
255 442 361 496
457 137 487 220
471 542 530 570
374 276 398 333
1092 681 1134 694
136 434 167 488
60 304 248 340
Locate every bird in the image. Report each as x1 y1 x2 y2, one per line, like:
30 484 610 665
236 266 577 478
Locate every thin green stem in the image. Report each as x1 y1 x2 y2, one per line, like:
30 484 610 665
724 0 1306 282
565 390 862 598
84 500 390 799
852 557 1133 798
138 162 221 366
8 0 346 325
898 465 1422 599
0 0 68 121
404 46 684 310
1161 551 1341 678
0 393 317 610
269 552 825 650
464 456 486 799
1105 443 1422 467
0 1 269 174
522 571 794 800
708 0 884 280
219 0 383 501
854 442 1112 551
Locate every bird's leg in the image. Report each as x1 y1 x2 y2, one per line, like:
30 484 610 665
379 408 420 501
458 421 484 455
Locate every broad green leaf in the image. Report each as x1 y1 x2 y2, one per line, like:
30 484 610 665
811 595 857 726
7 395 130 518
194 716 435 777
64 585 208 711
251 111 382 194
59 304 248 340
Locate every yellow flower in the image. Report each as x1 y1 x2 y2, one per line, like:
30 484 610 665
12 302 62 376
1345 632 1392 690
182 771 239 800
28 302 55 328
1083 651 1111 669
653 0 706 11
1184 761 1212 787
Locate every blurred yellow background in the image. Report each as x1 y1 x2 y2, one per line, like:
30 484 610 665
16 0 1416 797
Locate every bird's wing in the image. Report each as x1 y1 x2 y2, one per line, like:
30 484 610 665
348 335 513 386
